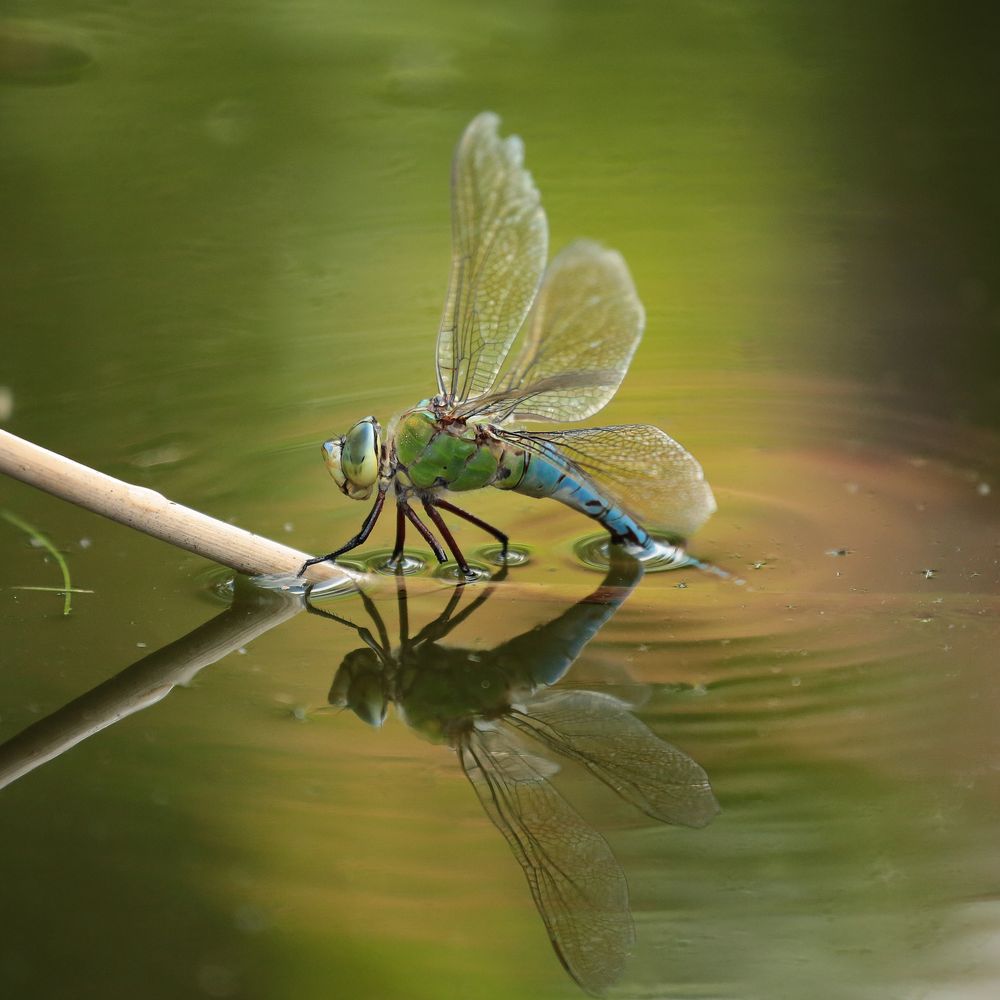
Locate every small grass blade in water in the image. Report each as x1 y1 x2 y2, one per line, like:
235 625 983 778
1 509 75 615
10 585 94 594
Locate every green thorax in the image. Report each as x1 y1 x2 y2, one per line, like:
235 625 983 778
390 401 526 493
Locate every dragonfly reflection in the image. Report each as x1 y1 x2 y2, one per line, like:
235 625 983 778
310 548 718 995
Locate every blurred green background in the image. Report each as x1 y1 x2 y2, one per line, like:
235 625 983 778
2 3 999 999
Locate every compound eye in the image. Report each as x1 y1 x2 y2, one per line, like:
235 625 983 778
342 417 381 488
321 418 381 500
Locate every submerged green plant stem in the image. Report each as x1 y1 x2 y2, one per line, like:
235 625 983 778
1 509 74 615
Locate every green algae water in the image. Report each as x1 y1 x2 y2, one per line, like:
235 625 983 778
2 3 999 998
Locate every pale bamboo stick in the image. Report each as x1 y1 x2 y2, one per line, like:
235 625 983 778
0 428 358 587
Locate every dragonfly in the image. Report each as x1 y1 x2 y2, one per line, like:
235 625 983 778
301 112 716 580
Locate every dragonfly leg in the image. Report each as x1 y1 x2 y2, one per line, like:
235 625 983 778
384 503 407 570
422 499 476 579
297 488 387 576
432 498 509 560
400 501 448 564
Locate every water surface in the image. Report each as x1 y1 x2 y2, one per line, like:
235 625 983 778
2 3 999 998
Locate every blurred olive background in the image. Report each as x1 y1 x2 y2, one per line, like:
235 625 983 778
2 3 999 999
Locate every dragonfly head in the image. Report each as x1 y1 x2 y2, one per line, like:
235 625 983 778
323 416 382 500
330 648 389 727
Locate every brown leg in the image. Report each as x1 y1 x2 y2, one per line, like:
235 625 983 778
298 488 386 576
433 497 509 559
401 502 447 563
385 502 407 569
422 499 475 579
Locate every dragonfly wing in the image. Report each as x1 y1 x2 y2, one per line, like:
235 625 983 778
498 424 717 539
437 113 548 403
509 689 719 828
460 723 633 995
465 240 645 423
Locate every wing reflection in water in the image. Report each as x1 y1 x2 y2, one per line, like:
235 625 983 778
310 546 719 995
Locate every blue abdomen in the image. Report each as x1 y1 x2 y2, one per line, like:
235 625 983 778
504 445 650 548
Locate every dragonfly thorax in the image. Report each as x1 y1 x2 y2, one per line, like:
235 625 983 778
323 416 382 500
391 405 522 494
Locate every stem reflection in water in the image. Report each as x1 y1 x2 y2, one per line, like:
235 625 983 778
310 546 719 995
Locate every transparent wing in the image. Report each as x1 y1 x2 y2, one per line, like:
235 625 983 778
460 724 633 996
436 113 548 403
453 241 645 423
509 690 719 828
498 424 717 539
